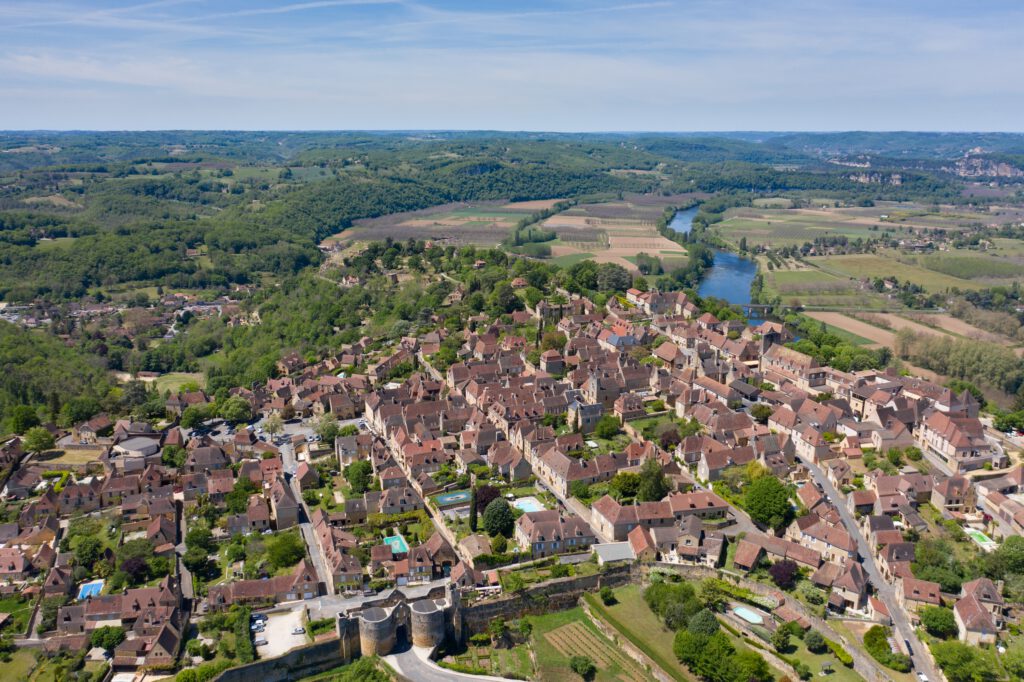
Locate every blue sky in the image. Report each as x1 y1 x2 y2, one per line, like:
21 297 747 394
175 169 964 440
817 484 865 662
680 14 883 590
1 0 1022 131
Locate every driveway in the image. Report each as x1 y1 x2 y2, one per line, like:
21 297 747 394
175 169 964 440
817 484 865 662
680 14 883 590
255 606 307 659
796 453 941 682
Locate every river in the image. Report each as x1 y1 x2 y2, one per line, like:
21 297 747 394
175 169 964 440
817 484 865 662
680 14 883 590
668 206 760 316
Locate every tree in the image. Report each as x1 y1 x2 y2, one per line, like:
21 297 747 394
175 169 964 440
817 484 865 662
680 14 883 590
750 403 773 424
264 413 284 437
920 606 957 639
698 578 728 612
492 534 507 554
804 630 826 654
338 424 359 437
120 556 149 584
469 488 478 531
182 547 209 575
344 460 374 494
266 532 305 569
219 396 252 424
22 426 55 453
569 655 596 680
482 498 515 537
931 641 999 682
609 472 641 500
744 476 792 530
768 560 799 590
90 625 126 652
162 444 186 468
9 405 39 433
569 480 591 500
314 414 341 442
658 423 682 450
475 485 500 513
770 627 791 653
186 527 215 554
593 415 620 440
180 405 210 429
637 457 669 502
600 586 616 605
687 609 720 636
503 573 525 593
74 535 103 569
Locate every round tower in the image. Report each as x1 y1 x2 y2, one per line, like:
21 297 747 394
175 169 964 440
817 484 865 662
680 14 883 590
410 599 445 649
359 606 396 656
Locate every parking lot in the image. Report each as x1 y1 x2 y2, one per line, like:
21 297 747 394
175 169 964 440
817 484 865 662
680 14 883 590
254 607 307 659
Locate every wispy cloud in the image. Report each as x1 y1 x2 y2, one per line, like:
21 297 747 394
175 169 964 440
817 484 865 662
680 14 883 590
0 0 1022 130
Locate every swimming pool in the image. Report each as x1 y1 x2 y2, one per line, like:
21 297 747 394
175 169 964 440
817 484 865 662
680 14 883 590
513 496 544 513
433 490 471 507
966 528 998 551
382 535 409 553
732 605 764 625
77 579 104 600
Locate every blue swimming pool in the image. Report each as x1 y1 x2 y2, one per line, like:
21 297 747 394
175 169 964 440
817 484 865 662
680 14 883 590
732 605 764 625
382 535 409 553
77 579 104 600
513 496 544 513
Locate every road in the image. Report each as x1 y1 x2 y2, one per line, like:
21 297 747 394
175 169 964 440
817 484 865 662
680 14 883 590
796 453 940 682
384 643 509 682
273 422 337 596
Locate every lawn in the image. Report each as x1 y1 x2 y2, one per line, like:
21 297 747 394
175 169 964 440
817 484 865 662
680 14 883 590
773 632 864 682
551 252 595 267
0 650 37 680
0 593 36 634
153 371 206 393
529 606 653 682
583 584 692 682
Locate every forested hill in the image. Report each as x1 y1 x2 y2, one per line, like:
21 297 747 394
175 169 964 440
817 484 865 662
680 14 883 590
0 131 979 303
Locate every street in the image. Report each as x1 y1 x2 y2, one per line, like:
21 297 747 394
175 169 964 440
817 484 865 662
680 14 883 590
795 453 940 682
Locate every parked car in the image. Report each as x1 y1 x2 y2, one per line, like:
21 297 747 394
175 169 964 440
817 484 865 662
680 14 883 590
254 637 268 647
291 627 305 635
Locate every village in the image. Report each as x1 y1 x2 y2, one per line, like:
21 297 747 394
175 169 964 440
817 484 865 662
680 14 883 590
0 261 1019 682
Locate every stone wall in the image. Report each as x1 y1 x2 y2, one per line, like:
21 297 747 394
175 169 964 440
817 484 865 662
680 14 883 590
211 639 347 682
458 564 633 636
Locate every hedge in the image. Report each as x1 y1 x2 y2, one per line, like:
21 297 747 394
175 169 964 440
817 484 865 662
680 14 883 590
823 636 854 667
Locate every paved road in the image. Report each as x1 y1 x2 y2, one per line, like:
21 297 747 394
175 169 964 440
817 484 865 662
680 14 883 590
796 453 940 682
277 432 336 596
384 643 509 682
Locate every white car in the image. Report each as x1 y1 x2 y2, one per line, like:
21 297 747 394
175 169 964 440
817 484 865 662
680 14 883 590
291 626 305 635
917 674 928 682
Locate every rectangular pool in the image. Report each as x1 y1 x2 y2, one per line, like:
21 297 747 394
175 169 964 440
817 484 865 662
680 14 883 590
966 528 998 551
513 496 545 513
732 605 764 625
77 579 104 600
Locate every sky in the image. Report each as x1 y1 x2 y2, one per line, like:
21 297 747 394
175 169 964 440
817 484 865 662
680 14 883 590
1 0 1022 131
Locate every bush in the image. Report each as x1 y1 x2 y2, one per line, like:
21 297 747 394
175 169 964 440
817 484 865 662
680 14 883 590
863 625 911 672
920 605 957 639
823 636 854 667
482 498 515 537
233 607 255 664
569 655 596 680
599 586 616 605
804 630 825 653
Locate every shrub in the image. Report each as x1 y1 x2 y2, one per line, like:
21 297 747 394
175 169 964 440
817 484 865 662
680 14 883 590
599 586 616 605
569 655 596 680
823 636 853 667
863 625 911 672
804 629 825 653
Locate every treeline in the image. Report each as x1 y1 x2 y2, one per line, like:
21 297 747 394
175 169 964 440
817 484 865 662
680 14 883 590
0 321 114 434
894 327 1024 397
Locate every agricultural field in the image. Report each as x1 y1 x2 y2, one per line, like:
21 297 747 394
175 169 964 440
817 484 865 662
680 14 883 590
328 201 537 247
712 201 986 251
530 606 654 681
542 195 691 273
443 643 534 678
583 584 691 682
808 253 992 292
